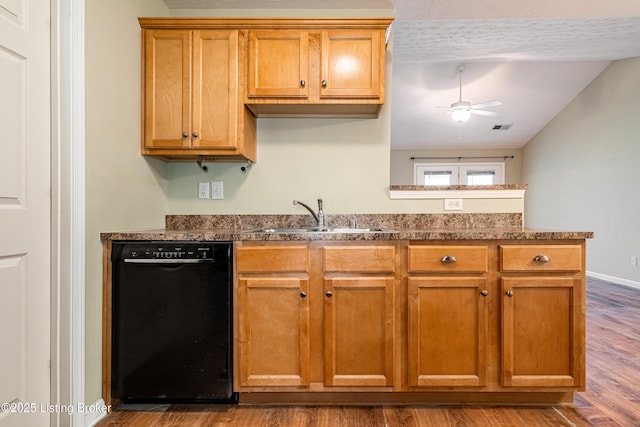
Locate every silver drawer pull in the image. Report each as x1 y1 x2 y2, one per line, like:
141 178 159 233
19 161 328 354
440 255 457 263
533 255 550 263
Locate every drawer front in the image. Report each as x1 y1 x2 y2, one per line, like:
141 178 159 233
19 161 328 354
500 245 582 272
408 246 488 273
236 246 309 273
323 246 395 273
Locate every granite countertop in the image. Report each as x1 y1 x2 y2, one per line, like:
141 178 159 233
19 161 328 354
100 227 592 241
100 214 593 241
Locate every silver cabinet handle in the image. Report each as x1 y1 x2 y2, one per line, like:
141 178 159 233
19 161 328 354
326 291 332 297
481 290 488 296
192 132 199 138
300 80 306 87
321 80 327 87
440 255 457 263
506 290 514 297
182 132 189 138
533 255 550 262
300 291 306 298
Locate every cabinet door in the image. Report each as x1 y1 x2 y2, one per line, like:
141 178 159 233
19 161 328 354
407 278 488 387
143 29 191 149
320 30 383 99
191 30 239 150
247 30 309 98
501 277 584 388
324 278 395 386
238 278 310 387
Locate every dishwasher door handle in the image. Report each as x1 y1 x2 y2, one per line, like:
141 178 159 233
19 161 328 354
123 259 214 264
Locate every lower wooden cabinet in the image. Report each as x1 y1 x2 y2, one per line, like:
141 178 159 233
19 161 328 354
407 277 488 387
324 277 395 387
236 245 310 387
234 240 586 400
501 277 584 388
235 242 397 391
237 277 310 387
323 245 396 387
406 244 489 388
500 243 585 389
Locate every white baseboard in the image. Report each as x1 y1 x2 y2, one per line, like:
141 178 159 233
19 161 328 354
84 398 111 427
587 271 640 291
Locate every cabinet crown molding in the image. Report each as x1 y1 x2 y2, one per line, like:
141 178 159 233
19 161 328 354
138 17 394 30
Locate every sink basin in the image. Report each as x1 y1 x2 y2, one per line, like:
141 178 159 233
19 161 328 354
243 227 394 233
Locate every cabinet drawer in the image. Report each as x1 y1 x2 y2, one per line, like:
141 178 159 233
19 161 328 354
500 245 582 272
323 246 395 273
408 246 488 273
236 246 309 273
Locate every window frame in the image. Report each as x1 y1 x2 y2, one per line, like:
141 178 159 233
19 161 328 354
414 162 505 186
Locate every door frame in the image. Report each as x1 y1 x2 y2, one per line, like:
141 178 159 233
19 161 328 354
51 0 86 425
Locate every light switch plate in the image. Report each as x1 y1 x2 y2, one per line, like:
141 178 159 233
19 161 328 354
444 198 463 211
198 182 210 199
211 181 224 199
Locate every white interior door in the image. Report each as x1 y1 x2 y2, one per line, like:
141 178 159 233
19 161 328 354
0 0 51 425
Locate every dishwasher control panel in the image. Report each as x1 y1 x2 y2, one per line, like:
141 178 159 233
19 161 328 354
113 243 226 262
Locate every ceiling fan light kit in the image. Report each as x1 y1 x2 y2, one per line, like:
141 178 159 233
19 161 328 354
451 101 472 123
447 64 501 124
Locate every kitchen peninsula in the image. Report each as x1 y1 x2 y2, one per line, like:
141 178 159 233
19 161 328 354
101 213 592 407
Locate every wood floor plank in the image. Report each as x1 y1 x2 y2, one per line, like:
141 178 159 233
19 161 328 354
96 278 640 427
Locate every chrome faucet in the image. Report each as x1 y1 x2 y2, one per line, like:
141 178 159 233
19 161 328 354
293 199 324 227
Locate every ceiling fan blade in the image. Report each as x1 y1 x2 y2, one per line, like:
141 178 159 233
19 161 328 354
470 100 502 109
471 110 498 117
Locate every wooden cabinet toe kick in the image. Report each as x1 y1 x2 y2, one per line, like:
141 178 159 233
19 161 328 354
238 392 577 406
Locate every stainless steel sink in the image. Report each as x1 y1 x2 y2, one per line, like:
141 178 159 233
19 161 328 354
243 227 394 233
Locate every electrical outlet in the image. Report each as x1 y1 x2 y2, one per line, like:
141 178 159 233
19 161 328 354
211 181 224 200
198 182 210 199
632 256 638 267
444 198 463 211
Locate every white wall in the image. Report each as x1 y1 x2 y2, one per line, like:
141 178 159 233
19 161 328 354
169 121 525 214
85 0 170 403
523 57 640 288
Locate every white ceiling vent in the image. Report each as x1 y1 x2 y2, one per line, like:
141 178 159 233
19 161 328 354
492 124 513 130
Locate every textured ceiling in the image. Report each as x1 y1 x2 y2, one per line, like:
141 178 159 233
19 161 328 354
160 0 640 150
393 17 640 64
391 16 640 149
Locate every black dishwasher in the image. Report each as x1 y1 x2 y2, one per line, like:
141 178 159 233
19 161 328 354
111 241 236 403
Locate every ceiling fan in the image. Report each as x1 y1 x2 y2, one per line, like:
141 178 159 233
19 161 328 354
442 65 502 123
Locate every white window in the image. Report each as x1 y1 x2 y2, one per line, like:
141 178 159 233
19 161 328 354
414 162 504 186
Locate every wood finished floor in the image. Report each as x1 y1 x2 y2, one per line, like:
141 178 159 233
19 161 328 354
96 277 640 426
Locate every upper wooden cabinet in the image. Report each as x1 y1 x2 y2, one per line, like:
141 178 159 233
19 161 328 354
247 29 383 102
138 18 391 161
247 30 310 99
320 30 383 100
244 19 391 118
139 22 256 162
